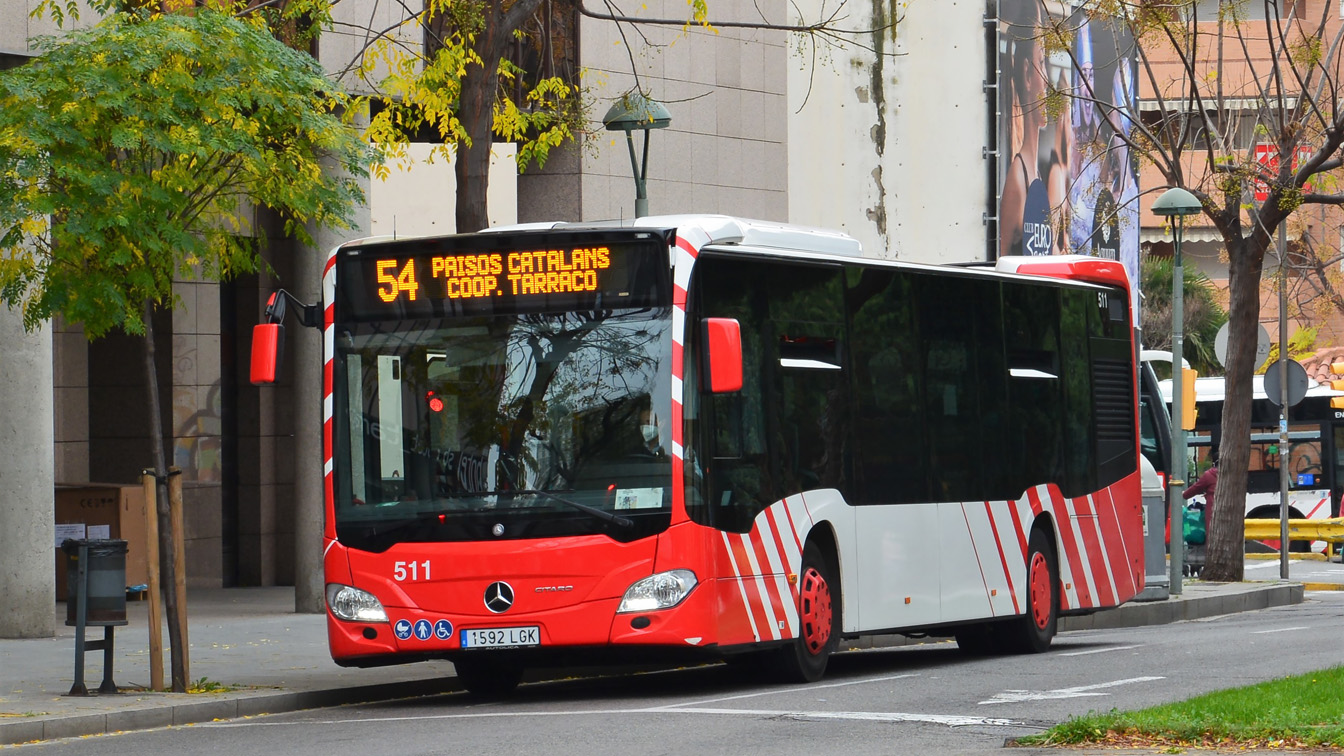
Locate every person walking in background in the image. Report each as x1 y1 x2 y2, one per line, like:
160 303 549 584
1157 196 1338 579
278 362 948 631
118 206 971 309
1183 447 1219 512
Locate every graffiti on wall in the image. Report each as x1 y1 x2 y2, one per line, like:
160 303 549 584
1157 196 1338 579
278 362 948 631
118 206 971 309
172 337 223 482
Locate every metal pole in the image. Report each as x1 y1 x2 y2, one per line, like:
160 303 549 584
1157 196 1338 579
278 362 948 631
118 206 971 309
1278 224 1291 579
69 542 89 696
635 130 650 219
1169 216 1186 594
620 129 646 219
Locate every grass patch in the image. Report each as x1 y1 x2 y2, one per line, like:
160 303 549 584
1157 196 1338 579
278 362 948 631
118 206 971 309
1016 666 1344 750
187 677 236 694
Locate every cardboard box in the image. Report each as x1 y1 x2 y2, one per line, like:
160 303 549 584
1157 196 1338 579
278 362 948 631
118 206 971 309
54 484 149 601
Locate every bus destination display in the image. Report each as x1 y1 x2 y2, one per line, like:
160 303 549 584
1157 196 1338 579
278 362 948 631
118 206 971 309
375 246 614 303
337 236 669 321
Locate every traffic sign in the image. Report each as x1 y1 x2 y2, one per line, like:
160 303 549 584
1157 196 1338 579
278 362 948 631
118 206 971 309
1215 322 1270 371
1264 358 1308 407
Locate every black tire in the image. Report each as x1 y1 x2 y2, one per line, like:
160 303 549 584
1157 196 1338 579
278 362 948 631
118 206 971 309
453 657 524 699
773 540 839 683
1005 528 1057 654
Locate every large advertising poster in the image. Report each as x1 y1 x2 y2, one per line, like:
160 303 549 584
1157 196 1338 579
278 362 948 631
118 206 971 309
998 1 1138 313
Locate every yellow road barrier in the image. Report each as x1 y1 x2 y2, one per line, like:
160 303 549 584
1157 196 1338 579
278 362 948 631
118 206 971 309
1243 517 1344 544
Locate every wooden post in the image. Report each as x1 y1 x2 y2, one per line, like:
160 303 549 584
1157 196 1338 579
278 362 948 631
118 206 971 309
141 470 163 692
167 467 190 686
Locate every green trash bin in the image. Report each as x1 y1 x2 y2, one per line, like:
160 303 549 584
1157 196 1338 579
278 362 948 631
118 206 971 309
62 539 129 626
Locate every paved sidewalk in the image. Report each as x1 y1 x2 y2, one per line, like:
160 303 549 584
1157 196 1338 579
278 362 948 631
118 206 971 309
0 568 1329 747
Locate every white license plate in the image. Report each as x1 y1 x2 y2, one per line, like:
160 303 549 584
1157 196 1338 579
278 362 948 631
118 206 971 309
461 626 540 649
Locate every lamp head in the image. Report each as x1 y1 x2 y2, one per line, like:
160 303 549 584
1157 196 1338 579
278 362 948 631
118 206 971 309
1152 187 1202 218
603 93 672 132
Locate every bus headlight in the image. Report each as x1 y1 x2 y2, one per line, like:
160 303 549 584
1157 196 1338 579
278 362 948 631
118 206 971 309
618 570 697 613
326 583 389 623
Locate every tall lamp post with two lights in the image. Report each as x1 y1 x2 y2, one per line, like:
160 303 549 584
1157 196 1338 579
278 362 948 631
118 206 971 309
602 93 671 219
1152 186 1203 595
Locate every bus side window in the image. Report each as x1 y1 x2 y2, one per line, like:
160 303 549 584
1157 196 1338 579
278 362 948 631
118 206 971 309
846 268 927 505
688 254 845 532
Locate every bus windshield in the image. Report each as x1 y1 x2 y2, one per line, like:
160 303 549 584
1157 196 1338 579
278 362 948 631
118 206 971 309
332 308 674 550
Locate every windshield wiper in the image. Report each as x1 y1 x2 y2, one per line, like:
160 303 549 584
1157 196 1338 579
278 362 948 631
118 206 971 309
509 489 633 529
382 489 633 529
355 490 633 545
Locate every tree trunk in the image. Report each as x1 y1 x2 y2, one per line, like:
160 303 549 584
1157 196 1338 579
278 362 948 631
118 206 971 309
141 299 187 691
455 8 506 235
1203 235 1267 582
453 0 546 233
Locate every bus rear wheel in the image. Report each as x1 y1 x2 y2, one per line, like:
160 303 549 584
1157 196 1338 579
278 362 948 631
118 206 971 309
453 658 523 699
1006 528 1057 654
774 541 839 683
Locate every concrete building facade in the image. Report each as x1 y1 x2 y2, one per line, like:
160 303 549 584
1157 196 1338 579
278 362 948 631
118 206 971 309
1 0 1006 634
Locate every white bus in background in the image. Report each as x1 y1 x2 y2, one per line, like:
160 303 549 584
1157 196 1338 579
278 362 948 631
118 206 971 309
1158 370 1342 553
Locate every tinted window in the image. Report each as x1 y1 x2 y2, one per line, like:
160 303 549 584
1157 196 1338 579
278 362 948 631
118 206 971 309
847 268 925 503
687 254 847 532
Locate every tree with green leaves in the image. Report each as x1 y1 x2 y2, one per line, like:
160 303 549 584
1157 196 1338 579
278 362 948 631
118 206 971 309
34 0 891 235
1140 255 1228 377
0 8 372 690
1036 0 1344 582
358 0 892 233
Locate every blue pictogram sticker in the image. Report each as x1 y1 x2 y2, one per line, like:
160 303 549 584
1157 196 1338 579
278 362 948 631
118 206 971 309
393 619 412 640
434 619 453 640
413 619 432 641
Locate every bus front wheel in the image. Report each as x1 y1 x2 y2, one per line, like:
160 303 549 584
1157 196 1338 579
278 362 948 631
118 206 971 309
1006 528 1057 654
775 540 839 683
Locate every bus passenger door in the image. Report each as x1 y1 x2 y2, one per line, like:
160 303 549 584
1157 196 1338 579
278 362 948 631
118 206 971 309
846 267 942 632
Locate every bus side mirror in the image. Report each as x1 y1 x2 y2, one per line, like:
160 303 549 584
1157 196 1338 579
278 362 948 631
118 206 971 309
250 323 285 385
703 317 743 393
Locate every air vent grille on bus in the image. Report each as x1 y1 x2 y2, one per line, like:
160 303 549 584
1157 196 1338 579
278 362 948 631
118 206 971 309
1093 358 1134 442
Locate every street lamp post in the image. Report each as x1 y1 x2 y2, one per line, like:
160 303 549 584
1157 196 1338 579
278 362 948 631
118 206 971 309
1152 187 1203 595
602 93 671 218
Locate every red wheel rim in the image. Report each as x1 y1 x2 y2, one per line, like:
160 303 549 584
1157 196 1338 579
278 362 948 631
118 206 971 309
798 565 833 655
1028 551 1051 630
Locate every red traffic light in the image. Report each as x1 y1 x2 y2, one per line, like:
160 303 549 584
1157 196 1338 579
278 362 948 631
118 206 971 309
426 391 444 413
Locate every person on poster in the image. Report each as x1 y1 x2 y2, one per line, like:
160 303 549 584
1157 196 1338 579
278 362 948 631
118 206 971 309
1046 68 1073 255
1068 20 1106 255
1103 61 1141 291
999 0 1053 257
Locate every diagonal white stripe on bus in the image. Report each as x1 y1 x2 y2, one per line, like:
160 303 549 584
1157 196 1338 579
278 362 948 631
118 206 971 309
760 505 800 636
1034 486 1080 610
738 531 783 641
958 502 999 616
1088 492 1121 604
721 531 762 643
1061 493 1100 607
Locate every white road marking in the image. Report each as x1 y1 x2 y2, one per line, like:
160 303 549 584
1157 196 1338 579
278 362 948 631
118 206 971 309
665 707 1020 727
204 701 1020 730
202 671 1026 732
1252 626 1308 634
979 676 1164 705
1059 644 1140 656
662 672 919 709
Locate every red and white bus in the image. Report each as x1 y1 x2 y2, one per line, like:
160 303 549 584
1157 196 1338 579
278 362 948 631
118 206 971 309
251 215 1145 696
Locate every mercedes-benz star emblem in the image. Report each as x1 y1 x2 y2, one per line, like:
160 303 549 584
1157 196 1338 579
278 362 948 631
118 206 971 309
484 581 515 613
492 523 505 537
